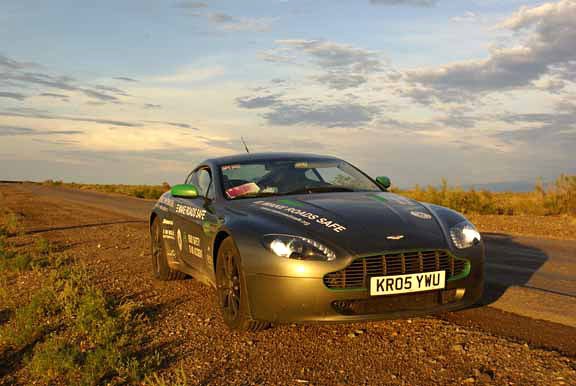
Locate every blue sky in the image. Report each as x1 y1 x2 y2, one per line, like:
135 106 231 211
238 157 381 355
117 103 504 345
1 0 574 187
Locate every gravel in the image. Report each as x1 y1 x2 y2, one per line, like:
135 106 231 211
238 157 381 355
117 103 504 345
1 185 575 385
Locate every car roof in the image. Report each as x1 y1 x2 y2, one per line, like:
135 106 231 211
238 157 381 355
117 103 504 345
202 152 341 165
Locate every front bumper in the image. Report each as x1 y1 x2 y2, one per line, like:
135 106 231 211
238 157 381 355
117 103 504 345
244 253 484 323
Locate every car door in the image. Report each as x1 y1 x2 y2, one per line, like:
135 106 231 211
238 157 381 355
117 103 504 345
172 167 215 274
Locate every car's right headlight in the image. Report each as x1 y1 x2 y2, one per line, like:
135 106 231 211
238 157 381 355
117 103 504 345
262 234 336 261
449 221 481 249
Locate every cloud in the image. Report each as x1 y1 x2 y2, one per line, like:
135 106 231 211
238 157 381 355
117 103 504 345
271 39 383 89
94 85 130 96
0 125 83 136
144 120 198 130
81 89 120 102
0 53 131 105
450 11 480 23
206 12 276 32
207 12 235 23
405 0 576 97
235 94 282 109
261 100 381 127
143 103 162 110
0 110 142 127
174 1 208 9
0 54 37 71
495 102 576 149
370 0 437 6
39 92 69 99
113 76 139 82
314 72 367 90
276 39 382 72
0 91 27 101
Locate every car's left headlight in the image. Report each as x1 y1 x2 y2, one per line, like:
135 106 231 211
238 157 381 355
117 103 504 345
262 234 336 261
449 221 481 249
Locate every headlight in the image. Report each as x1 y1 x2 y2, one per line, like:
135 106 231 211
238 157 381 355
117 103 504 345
262 234 336 261
449 221 481 249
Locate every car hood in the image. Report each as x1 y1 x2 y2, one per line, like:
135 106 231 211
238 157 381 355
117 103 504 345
227 192 448 255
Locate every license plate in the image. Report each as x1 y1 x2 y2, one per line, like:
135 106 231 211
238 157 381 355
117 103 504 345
370 271 446 296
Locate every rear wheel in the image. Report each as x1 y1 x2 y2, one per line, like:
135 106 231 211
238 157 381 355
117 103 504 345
151 218 186 281
216 237 269 332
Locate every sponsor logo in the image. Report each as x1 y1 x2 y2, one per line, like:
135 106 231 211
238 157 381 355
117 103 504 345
176 229 183 251
254 201 347 233
410 211 432 220
159 195 175 208
162 228 175 240
162 218 173 226
175 203 207 221
386 235 405 240
187 234 203 259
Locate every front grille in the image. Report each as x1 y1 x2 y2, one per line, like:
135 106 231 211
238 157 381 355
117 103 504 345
332 289 459 316
324 250 467 290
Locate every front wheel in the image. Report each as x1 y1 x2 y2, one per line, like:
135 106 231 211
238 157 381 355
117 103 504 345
216 237 269 332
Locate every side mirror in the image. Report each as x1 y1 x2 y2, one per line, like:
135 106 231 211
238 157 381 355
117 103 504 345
171 184 199 198
376 176 391 190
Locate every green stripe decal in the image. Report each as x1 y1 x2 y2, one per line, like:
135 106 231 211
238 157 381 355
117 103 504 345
366 193 387 202
277 198 305 207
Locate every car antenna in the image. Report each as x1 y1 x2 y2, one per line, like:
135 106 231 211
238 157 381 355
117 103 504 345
241 136 250 153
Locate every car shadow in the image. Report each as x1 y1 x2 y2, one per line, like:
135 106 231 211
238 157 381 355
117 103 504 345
476 232 551 306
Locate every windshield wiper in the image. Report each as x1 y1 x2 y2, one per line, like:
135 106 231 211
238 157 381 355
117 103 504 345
283 186 356 195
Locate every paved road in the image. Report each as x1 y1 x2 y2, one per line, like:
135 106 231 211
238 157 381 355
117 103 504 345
15 183 576 331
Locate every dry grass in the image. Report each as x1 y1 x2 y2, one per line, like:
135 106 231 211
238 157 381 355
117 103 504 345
43 180 171 200
396 174 576 216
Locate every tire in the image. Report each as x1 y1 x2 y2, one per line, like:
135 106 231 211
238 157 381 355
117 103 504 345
151 218 186 281
216 237 270 332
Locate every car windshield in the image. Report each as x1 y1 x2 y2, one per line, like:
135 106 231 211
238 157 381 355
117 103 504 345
220 159 382 199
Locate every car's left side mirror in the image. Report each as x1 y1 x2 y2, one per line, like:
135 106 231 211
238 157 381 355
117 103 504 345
171 184 199 198
376 176 391 190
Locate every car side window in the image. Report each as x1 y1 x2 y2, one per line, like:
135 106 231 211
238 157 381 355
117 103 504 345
197 169 214 199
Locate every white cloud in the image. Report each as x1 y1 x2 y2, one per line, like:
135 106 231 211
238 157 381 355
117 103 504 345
450 11 480 23
206 12 276 32
406 0 576 96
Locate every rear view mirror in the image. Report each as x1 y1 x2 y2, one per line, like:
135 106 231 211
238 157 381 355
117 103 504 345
171 184 199 198
376 176 391 190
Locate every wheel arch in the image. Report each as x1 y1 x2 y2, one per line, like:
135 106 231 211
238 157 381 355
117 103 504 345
149 211 158 234
212 230 231 272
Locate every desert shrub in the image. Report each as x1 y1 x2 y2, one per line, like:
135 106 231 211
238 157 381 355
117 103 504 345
0 211 19 236
542 174 576 215
145 365 189 386
0 234 157 385
34 237 52 255
0 286 59 347
0 252 33 272
43 179 63 186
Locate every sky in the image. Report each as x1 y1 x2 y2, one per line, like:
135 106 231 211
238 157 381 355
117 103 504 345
0 0 575 187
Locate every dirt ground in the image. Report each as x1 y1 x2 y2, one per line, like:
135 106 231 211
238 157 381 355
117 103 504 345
1 185 575 385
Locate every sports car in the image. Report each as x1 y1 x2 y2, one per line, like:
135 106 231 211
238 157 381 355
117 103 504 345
149 152 484 331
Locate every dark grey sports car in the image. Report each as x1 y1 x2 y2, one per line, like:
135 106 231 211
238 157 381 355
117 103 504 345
149 153 484 331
